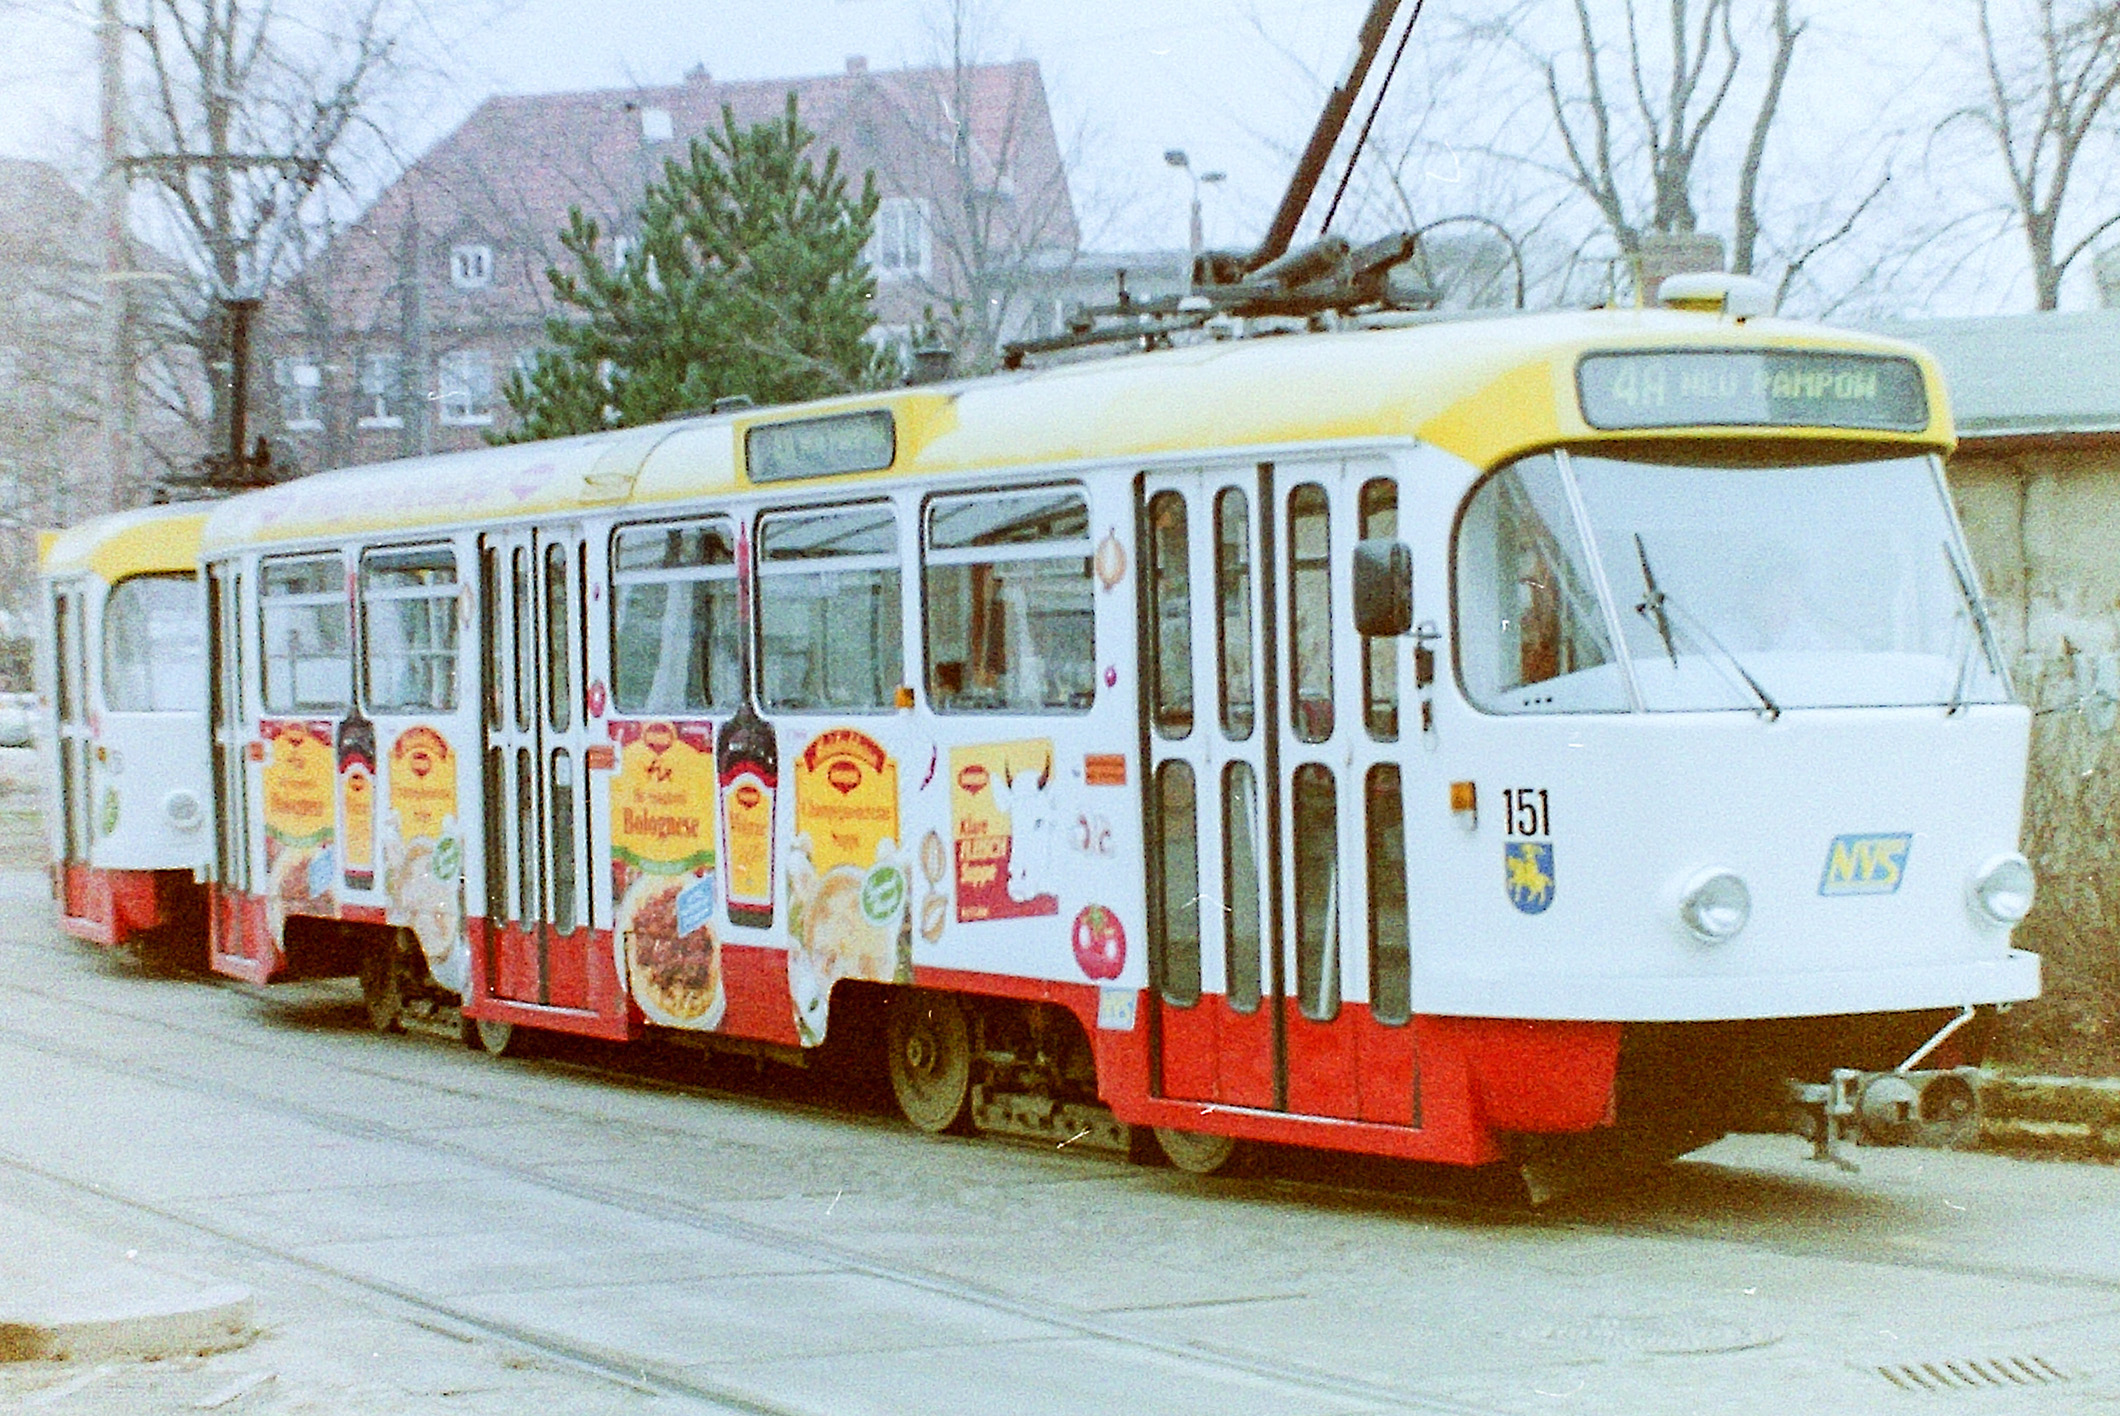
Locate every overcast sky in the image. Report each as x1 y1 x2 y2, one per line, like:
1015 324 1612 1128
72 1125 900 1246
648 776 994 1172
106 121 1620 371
0 0 1374 254
0 1 2091 312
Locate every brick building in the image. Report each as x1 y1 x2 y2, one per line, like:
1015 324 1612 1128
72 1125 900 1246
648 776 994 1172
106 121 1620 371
263 57 1078 472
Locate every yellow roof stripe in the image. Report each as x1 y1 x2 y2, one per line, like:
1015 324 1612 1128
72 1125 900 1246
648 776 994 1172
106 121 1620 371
39 504 208 584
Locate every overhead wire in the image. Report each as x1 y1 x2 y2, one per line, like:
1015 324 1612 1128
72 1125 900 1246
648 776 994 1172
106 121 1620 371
1319 0 1428 238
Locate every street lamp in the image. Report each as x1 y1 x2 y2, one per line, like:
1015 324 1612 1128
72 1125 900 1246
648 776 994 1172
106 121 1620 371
1163 149 1225 276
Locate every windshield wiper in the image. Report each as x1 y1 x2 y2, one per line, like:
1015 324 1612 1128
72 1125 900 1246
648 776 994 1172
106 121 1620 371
1942 540 2002 716
1632 534 1781 721
1633 534 1679 668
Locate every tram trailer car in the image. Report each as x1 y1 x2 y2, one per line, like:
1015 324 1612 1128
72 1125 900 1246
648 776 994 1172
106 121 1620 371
35 505 213 958
190 299 2038 1175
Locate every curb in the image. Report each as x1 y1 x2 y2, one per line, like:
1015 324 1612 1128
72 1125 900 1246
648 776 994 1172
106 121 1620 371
1979 1073 2120 1160
0 1267 254 1364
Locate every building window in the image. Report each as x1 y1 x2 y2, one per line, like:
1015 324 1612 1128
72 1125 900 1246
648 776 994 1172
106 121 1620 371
639 106 673 143
274 356 322 430
438 350 494 426
357 352 403 428
450 243 493 289
612 233 638 270
870 197 931 280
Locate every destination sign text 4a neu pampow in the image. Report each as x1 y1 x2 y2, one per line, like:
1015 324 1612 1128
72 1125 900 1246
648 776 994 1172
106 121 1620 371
1578 351 1929 432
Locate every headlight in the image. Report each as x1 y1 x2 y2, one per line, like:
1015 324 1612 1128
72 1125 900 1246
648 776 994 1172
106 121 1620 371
163 789 204 831
1970 853 2035 925
1678 868 1751 943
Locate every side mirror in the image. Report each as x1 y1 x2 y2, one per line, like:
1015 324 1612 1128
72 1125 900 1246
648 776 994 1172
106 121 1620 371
1352 538 1413 637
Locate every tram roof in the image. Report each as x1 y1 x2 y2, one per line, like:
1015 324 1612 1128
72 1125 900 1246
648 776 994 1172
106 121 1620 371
39 503 209 583
199 309 1953 554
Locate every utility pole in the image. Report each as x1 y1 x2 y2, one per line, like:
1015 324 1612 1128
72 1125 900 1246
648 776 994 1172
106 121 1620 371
96 0 133 519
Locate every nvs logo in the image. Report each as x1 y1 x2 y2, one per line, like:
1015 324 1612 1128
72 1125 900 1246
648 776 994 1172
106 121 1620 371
1819 833 1912 896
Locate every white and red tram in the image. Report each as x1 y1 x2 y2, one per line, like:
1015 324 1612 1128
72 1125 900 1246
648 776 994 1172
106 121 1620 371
36 505 212 957
188 304 2038 1172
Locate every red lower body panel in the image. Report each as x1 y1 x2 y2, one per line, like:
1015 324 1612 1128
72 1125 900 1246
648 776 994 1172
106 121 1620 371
201 884 1619 1167
57 865 198 948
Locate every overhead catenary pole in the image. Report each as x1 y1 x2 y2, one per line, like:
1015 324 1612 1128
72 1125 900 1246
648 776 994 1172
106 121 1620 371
96 0 133 518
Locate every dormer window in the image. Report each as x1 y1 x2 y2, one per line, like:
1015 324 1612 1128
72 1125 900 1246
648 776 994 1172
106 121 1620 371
451 243 493 289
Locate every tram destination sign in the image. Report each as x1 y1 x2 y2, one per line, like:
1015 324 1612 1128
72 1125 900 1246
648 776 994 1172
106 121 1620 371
1577 350 1928 433
745 409 896 483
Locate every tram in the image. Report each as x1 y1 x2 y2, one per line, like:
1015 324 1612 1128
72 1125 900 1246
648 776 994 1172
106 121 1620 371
187 292 2037 1173
35 504 212 957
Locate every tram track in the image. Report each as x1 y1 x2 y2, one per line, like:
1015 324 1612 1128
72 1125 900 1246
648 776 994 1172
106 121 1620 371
15 935 2120 1311
0 942 1516 1416
9 933 2120 1412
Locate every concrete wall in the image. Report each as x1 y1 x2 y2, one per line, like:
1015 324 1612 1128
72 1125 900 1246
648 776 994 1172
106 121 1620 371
1951 443 2120 1072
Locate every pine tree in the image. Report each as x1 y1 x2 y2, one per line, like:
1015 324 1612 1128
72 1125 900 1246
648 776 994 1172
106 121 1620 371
500 96 890 442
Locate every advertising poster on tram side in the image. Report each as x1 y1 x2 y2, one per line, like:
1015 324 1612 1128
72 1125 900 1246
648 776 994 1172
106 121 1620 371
950 739 1060 923
385 726 465 991
259 719 337 942
608 720 724 1030
788 727 908 1043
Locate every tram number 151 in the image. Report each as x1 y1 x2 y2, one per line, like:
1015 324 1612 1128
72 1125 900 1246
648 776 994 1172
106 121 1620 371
1502 788 1551 839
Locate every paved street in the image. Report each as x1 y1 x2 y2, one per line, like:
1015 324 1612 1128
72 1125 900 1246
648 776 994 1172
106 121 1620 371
4 862 2120 1415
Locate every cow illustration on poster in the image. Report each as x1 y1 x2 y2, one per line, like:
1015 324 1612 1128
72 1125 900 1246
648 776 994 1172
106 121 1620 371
788 727 908 1044
608 720 723 1030
260 719 337 947
385 726 465 993
950 739 1060 922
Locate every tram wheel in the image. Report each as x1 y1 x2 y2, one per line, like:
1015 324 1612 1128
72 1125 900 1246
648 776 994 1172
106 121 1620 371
475 1018 521 1057
1154 1127 1242 1176
358 937 404 1034
886 989 972 1134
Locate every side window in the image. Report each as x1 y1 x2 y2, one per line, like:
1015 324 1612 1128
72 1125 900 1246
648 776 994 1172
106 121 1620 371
511 547 533 731
1288 483 1333 743
260 554 349 711
1291 762 1339 1021
924 487 1095 713
1153 760 1201 1006
544 541 573 732
1215 487 1255 740
757 504 902 712
611 519 741 714
1367 764 1409 1025
1454 456 1624 714
1360 477 1399 741
361 546 459 712
1145 490 1192 738
1222 760 1263 1013
103 575 206 713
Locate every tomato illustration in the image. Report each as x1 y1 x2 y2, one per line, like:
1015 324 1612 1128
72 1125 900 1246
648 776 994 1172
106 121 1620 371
1071 904 1126 980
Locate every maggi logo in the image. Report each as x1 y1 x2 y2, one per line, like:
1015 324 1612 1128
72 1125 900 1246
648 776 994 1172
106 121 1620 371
1819 833 1912 896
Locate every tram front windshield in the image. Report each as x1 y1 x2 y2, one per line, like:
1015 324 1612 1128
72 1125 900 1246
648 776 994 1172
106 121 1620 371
102 573 207 714
1455 450 2010 713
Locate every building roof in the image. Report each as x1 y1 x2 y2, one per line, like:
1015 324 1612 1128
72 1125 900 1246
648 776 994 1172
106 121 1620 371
1877 310 2120 442
313 58 1077 339
203 308 1951 552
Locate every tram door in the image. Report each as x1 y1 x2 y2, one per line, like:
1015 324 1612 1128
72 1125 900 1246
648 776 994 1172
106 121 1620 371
479 526 595 1010
206 563 257 956
50 585 93 867
1144 462 1416 1125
